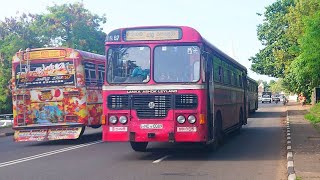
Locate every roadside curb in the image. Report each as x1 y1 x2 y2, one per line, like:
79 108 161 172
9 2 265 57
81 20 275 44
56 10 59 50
286 110 296 180
0 132 14 138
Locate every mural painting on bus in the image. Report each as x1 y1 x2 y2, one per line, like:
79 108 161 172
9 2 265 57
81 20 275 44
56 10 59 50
63 87 88 124
87 89 103 125
12 89 31 125
30 102 64 124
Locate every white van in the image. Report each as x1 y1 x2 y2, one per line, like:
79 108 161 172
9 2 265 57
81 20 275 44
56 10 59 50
0 114 13 127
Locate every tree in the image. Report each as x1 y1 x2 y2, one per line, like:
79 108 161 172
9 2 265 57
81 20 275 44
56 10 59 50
269 79 285 93
250 0 295 78
34 2 106 54
0 14 43 113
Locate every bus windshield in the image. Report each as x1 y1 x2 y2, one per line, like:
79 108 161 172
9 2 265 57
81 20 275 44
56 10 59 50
107 46 150 84
154 45 200 83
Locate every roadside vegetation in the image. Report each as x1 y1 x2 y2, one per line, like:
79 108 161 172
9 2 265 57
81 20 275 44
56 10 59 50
251 0 320 101
305 103 320 124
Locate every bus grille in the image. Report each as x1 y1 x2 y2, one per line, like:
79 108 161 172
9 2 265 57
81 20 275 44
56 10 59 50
107 94 198 118
132 95 172 118
107 95 130 109
175 94 198 109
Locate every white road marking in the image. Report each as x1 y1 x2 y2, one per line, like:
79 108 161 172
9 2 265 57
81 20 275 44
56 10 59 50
152 155 171 164
0 140 102 168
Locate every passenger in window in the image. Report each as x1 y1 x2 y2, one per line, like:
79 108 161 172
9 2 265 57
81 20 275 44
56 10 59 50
130 59 150 82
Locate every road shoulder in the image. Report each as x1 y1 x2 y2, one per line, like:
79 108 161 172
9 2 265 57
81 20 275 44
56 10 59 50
287 102 320 179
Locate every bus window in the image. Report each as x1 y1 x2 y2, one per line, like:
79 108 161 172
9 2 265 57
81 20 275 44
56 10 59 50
98 64 105 85
193 61 200 82
154 45 200 83
84 62 97 85
107 46 150 83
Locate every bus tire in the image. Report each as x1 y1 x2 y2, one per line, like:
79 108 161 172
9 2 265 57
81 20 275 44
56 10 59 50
90 125 101 129
214 112 224 145
236 109 243 133
130 142 148 152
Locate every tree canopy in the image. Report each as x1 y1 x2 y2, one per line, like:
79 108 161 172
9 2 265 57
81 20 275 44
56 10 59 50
251 0 320 100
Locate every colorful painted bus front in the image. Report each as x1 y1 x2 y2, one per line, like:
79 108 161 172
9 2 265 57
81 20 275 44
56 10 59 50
102 26 249 151
12 48 105 142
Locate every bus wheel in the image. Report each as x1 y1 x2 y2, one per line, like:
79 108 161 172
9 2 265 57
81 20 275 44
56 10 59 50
236 110 243 133
130 142 148 152
214 112 224 145
90 125 101 129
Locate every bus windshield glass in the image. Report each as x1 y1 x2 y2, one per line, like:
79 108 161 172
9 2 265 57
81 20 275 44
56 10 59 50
107 46 150 84
154 45 200 83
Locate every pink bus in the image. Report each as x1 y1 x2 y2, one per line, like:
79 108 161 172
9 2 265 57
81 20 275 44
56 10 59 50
102 26 248 151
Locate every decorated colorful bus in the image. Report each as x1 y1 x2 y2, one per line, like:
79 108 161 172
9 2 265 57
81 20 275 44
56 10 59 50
247 77 258 113
12 47 105 141
102 26 248 151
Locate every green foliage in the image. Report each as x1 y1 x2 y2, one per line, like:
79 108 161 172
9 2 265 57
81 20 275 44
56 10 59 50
34 2 106 54
253 0 320 102
250 0 295 78
305 103 320 124
269 79 285 93
0 2 107 113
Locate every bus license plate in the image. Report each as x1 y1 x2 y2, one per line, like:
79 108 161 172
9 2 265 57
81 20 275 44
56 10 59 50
140 124 163 129
177 127 197 132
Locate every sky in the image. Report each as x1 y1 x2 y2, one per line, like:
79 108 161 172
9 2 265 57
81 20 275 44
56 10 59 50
0 0 277 82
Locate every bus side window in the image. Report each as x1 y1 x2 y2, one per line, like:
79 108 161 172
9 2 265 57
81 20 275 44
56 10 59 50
98 64 105 85
218 66 223 83
84 62 97 85
239 74 242 88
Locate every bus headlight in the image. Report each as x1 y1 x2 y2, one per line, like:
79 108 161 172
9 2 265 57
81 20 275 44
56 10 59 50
119 116 128 124
109 115 117 124
188 115 196 124
177 115 186 124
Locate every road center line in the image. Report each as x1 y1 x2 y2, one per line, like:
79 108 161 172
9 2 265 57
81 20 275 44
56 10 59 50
0 140 102 168
152 155 171 163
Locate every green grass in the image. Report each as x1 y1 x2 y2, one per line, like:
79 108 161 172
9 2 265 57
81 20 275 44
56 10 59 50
305 103 320 125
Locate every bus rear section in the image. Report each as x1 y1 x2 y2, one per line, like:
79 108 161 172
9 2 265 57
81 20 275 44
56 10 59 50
12 48 105 142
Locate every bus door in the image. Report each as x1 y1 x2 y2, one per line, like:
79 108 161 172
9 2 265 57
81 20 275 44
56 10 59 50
243 74 248 124
205 52 214 140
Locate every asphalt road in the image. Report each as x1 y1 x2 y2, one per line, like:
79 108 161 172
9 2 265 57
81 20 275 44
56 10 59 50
0 102 287 180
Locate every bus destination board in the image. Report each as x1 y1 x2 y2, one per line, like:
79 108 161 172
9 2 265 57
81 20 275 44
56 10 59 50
124 28 181 41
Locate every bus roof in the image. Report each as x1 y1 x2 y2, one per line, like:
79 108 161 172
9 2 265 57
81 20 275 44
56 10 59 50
106 25 246 71
247 77 257 83
13 47 105 62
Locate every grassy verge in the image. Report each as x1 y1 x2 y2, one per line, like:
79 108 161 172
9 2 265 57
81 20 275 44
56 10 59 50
304 103 320 131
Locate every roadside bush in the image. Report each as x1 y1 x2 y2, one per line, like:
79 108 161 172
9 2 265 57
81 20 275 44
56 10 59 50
305 103 320 124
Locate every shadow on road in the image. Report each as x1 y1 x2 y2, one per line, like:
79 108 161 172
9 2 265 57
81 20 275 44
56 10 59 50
29 132 102 147
249 111 285 118
133 125 284 162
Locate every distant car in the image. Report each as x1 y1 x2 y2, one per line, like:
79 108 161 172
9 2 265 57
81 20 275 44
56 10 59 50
0 120 12 127
0 114 13 127
261 94 272 103
258 96 262 101
272 96 280 102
